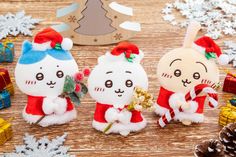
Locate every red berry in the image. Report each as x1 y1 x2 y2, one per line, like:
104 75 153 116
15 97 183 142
74 72 84 81
83 68 91 76
75 84 81 92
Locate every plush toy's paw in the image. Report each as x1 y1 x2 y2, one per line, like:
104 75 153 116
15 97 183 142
120 130 130 136
183 101 198 113
169 93 186 109
53 97 67 115
105 108 119 123
118 110 132 124
42 98 55 115
181 119 192 126
181 102 190 111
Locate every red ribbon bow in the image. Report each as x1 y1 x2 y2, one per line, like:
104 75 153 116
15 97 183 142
111 42 139 59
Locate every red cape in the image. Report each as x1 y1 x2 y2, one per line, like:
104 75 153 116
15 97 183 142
156 87 206 114
94 102 143 123
25 95 74 116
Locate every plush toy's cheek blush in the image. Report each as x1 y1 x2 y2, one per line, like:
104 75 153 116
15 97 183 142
161 73 172 79
94 87 105 92
25 80 37 85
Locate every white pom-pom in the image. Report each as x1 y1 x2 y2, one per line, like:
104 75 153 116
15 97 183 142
61 38 73 50
218 54 229 65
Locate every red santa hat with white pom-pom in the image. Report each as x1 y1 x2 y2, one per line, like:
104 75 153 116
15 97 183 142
32 27 73 51
98 42 144 64
184 21 229 65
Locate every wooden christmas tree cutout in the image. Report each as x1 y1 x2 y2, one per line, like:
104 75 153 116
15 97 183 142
52 0 141 45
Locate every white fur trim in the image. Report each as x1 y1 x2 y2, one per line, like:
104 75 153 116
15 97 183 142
22 107 77 127
154 102 168 116
32 41 52 51
98 51 144 64
105 108 119 123
61 38 73 50
109 2 133 16
169 93 186 109
218 54 229 65
119 21 141 32
174 112 204 123
92 118 147 136
184 101 198 113
192 43 206 55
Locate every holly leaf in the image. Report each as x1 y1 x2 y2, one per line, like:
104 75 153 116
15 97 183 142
126 54 136 63
205 52 217 60
63 75 76 93
80 83 88 95
69 92 81 106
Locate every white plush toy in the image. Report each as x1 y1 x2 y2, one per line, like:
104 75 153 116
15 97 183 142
155 21 229 126
88 42 148 136
15 28 78 127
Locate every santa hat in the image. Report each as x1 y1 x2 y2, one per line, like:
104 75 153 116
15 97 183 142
98 42 144 64
183 21 229 65
194 36 229 65
32 28 73 51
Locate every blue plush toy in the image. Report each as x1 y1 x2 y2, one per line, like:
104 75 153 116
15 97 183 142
15 28 79 127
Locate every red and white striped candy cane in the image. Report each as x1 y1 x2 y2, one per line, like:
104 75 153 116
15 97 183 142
158 84 218 128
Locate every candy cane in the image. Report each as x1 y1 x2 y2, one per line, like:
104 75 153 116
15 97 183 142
158 84 218 128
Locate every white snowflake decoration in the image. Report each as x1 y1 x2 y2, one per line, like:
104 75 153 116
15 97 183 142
3 133 75 157
161 0 236 39
223 41 236 67
0 10 42 40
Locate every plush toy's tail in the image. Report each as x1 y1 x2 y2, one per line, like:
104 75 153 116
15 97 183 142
183 21 201 48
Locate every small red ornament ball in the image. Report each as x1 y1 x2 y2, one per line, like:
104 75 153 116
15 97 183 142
74 72 84 81
83 68 91 76
75 84 81 92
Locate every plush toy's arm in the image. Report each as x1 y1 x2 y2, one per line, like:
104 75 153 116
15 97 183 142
169 93 186 109
42 97 67 115
182 101 198 113
53 97 67 115
169 93 198 113
42 97 55 115
118 109 132 124
105 108 119 123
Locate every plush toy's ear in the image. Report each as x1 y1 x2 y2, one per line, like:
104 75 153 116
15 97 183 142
22 40 32 55
98 55 106 64
183 21 201 48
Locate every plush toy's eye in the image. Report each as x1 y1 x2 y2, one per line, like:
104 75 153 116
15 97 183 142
126 80 133 87
56 70 64 78
105 80 113 88
36 73 44 81
193 72 200 80
174 69 181 77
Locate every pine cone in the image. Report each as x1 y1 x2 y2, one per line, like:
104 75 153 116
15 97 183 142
219 123 236 156
194 139 225 157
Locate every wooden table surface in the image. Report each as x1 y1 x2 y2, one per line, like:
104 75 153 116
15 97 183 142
0 0 236 156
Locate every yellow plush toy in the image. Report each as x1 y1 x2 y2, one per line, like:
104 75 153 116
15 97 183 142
155 21 228 127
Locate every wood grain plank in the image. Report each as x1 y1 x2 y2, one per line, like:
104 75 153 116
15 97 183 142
0 0 235 156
